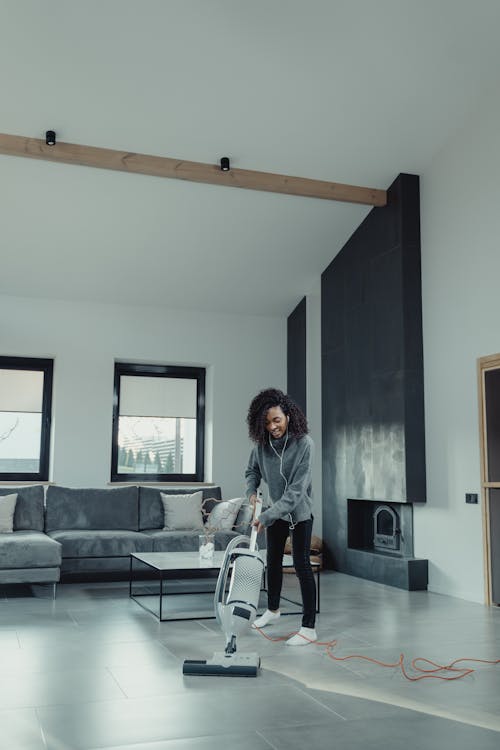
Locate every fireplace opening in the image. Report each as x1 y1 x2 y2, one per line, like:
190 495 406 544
347 498 413 558
345 499 425 589
373 505 400 552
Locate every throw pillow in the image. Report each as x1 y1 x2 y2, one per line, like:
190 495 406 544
160 491 204 531
0 493 18 533
207 497 244 531
234 502 254 533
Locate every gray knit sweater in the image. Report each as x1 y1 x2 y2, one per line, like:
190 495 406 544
244 433 314 527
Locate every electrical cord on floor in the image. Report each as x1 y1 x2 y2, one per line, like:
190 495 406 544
252 627 500 682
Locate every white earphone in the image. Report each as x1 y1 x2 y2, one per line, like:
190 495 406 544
269 423 295 530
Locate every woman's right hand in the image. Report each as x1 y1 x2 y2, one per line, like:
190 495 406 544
249 493 257 517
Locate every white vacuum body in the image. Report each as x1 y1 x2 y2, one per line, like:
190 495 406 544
183 494 264 677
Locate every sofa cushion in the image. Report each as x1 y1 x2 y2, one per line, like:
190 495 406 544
45 486 139 532
234 502 254 535
47 529 153 558
161 491 204 531
0 531 61 568
138 486 222 530
0 485 44 532
143 529 239 553
0 493 17 533
206 497 244 531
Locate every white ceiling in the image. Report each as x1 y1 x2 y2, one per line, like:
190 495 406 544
2 0 500 317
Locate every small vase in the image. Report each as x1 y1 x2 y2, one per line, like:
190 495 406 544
199 533 215 565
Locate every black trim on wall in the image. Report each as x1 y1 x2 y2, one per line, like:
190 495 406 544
0 355 53 482
111 362 205 483
287 297 307 414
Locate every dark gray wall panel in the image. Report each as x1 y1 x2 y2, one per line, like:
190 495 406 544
321 173 427 588
287 297 307 414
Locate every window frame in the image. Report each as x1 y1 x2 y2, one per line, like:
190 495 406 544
111 362 206 483
0 355 53 482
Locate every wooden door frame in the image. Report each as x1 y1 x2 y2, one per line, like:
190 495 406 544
477 352 500 605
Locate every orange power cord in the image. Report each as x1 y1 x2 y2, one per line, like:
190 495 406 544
253 627 500 682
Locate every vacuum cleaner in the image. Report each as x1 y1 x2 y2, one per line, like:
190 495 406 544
182 491 265 677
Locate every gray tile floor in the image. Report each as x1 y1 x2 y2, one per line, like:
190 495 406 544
1 571 499 750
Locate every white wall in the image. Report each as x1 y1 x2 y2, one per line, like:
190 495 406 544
416 85 500 602
0 294 285 495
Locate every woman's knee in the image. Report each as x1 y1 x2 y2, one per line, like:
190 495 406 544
293 559 313 579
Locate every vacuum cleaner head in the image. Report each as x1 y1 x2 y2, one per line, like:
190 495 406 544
183 652 261 677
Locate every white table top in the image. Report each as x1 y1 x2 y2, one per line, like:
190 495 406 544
130 549 318 572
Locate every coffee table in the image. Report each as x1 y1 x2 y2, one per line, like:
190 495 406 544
129 550 320 622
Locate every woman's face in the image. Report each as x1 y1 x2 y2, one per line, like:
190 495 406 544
265 406 289 439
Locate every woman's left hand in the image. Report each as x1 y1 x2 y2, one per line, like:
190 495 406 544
252 518 264 534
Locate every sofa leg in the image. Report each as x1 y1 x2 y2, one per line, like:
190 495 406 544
52 583 57 600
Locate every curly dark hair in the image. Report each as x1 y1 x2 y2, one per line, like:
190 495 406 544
246 388 308 444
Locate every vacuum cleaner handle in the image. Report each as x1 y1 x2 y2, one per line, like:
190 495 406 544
249 489 263 552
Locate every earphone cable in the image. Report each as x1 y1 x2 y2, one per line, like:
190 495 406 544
269 428 295 530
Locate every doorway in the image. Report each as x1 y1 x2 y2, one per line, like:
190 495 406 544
478 353 500 605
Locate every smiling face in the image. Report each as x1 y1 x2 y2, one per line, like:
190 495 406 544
265 405 289 440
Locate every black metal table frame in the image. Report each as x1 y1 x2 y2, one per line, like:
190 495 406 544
129 553 321 622
129 554 221 622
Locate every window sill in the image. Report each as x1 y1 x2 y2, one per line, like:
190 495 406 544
107 481 216 487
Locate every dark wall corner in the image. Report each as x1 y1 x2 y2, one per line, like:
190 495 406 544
287 297 307 414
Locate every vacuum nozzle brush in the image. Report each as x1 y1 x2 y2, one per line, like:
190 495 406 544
183 652 260 677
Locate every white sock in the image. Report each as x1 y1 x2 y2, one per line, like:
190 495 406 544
252 609 281 628
286 626 317 646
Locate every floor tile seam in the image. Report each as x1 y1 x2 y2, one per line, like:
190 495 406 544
105 666 129 698
256 728 281 749
34 686 311 713
32 693 148 714
99 723 332 747
33 707 48 749
90 732 275 750
328 660 368 677
157 640 182 660
0 664 147 680
332 633 374 645
2 691 136 713
293 686 347 720
320 643 488 657
309 686 500 733
326 639 500 654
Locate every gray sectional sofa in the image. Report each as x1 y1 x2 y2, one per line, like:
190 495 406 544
45 485 152 579
0 486 61 586
0 484 253 586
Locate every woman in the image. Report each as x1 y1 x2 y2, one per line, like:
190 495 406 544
245 387 317 646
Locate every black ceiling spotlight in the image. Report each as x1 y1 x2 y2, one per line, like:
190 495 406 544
45 130 56 146
220 157 230 171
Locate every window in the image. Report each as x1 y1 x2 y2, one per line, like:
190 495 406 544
111 363 205 483
0 356 53 481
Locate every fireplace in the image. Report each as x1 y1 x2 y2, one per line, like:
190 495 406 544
347 499 413 557
345 498 427 589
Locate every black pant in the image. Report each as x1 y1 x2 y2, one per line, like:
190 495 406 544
266 516 316 629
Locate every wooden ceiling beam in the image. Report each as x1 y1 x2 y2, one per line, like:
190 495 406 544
0 132 387 207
